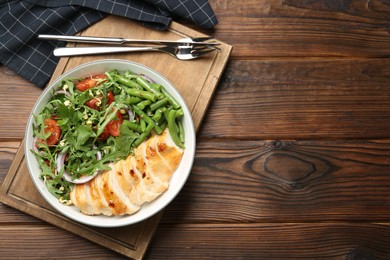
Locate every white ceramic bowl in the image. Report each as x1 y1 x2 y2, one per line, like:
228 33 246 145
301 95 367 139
25 59 196 227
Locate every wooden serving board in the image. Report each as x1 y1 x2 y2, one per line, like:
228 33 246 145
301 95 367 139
0 16 231 259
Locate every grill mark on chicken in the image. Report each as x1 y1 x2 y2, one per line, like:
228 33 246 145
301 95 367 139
86 175 99 215
135 140 169 195
99 171 128 215
107 165 140 213
148 135 172 174
129 156 160 203
148 135 173 172
118 158 141 206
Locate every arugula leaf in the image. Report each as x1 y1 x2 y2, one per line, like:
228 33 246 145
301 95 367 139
75 125 94 150
114 121 138 156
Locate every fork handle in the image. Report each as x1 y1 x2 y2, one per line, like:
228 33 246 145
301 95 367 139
53 46 154 57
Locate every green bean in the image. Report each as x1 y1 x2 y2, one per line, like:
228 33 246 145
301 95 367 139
156 115 166 126
136 77 164 99
150 83 162 91
117 72 185 145
140 119 146 132
122 120 143 133
152 108 164 121
132 105 163 134
163 109 170 124
161 89 181 109
115 75 141 89
126 88 156 102
115 91 142 105
136 100 152 110
178 120 185 143
150 97 168 111
133 122 155 147
126 96 143 104
167 109 184 148
159 121 167 132
165 109 179 133
145 106 152 117
123 71 138 80
175 108 184 118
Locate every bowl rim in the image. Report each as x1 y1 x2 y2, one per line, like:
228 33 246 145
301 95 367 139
24 59 196 227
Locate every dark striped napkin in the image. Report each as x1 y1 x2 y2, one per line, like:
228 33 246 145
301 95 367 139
0 0 218 88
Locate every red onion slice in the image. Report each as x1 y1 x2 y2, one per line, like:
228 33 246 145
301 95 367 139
57 152 100 184
128 107 135 122
96 150 102 160
63 170 99 184
139 74 155 83
56 152 66 174
32 137 44 156
54 89 70 97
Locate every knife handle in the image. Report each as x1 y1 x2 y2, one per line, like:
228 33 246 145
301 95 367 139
53 46 153 57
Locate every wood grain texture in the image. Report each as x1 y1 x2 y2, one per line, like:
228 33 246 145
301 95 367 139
0 224 125 259
0 141 41 223
0 67 42 140
0 141 19 180
200 59 390 139
209 0 390 58
161 139 390 223
1 0 390 259
147 223 390 259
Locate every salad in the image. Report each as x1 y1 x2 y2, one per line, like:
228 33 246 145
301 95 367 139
32 70 185 204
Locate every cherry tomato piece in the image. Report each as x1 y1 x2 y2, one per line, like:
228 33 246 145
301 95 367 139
38 118 61 146
107 91 115 105
76 74 107 92
107 111 124 137
98 126 110 141
85 97 101 110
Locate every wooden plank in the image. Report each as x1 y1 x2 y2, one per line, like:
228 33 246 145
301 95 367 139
211 0 390 22
0 68 41 140
214 18 390 58
2 222 389 259
147 223 390 259
0 224 125 259
210 0 390 58
0 141 19 181
160 139 390 223
200 59 390 139
0 141 41 223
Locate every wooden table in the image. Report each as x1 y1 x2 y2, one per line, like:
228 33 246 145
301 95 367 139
1 1 390 258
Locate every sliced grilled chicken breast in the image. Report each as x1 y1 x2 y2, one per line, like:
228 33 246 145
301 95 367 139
70 129 184 216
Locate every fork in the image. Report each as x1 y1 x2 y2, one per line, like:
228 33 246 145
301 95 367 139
53 44 219 60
